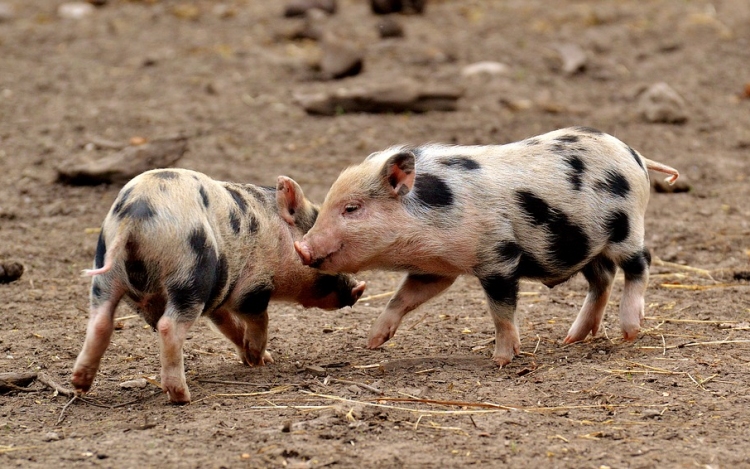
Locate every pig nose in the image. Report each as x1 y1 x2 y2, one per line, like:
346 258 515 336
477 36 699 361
294 241 313 265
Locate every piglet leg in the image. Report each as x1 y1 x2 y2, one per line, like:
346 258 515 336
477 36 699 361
240 309 273 366
565 256 616 344
368 274 457 349
157 313 196 404
619 250 651 341
72 293 124 394
478 274 520 366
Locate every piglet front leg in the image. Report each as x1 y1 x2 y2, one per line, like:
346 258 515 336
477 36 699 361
368 273 457 349
478 274 521 366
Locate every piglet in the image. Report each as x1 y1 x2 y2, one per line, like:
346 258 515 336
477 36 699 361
72 169 365 403
295 127 679 366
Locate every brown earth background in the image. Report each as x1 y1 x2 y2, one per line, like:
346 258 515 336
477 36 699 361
1 0 750 467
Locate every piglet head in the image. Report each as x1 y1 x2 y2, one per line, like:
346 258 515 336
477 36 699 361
295 148 416 273
300 273 366 310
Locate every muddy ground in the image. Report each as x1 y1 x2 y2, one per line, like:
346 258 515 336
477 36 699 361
1 0 749 467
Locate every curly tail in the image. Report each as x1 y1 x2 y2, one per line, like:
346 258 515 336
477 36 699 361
642 157 679 185
81 229 126 277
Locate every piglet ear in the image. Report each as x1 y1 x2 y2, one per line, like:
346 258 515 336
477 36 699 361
276 176 305 226
382 151 416 197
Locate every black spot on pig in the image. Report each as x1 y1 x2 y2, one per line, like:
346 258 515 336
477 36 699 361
236 284 274 316
204 253 228 312
596 170 631 198
556 134 580 144
620 249 651 281
548 211 590 268
91 281 103 300
241 185 268 204
169 231 219 312
479 274 518 307
574 126 603 135
565 156 586 191
226 187 248 213
229 210 241 234
517 191 551 225
248 214 259 234
413 173 454 208
189 227 208 254
125 258 149 292
605 211 630 243
199 185 209 208
94 232 106 269
112 187 133 216
120 199 156 221
153 171 179 180
582 255 616 290
627 146 647 173
440 156 481 171
516 252 554 279
524 138 541 146
495 241 522 263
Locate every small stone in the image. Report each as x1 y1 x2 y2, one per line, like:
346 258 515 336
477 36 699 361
461 61 509 78
553 43 587 75
0 262 24 284
284 0 336 18
0 2 16 22
42 432 61 442
370 0 426 15
638 82 688 124
319 37 364 79
653 178 690 193
377 17 404 38
58 2 95 20
641 409 662 419
305 365 327 376
119 378 148 389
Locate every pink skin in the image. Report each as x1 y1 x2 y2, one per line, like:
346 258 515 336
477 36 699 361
294 153 517 365
73 172 365 404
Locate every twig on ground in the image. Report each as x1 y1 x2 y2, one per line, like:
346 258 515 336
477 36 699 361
56 395 78 425
328 378 382 395
652 257 715 281
359 291 395 302
197 379 277 387
37 372 75 397
191 385 294 404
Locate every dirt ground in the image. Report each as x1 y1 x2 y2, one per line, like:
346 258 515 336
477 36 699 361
1 0 749 467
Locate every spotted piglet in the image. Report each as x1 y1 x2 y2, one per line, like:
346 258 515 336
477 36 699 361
295 127 679 366
72 169 365 403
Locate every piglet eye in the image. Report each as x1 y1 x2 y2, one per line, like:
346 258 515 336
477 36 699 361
344 204 360 214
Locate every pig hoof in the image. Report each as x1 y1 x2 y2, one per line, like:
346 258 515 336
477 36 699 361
563 332 590 344
492 339 520 366
261 350 274 365
71 367 96 392
621 328 640 342
367 334 389 349
164 386 191 404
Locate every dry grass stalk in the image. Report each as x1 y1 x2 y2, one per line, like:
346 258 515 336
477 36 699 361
359 291 395 302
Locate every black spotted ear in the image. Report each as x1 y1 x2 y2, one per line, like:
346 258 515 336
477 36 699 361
382 151 416 197
276 176 306 226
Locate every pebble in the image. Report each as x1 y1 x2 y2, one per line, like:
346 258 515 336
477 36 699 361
637 82 688 124
284 0 336 18
370 0 426 15
58 2 95 20
377 17 404 38
553 43 587 75
461 61 509 78
319 37 364 79
119 378 148 389
0 2 15 22
42 432 62 442
305 365 327 376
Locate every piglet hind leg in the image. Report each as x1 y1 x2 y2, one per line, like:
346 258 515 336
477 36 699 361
618 249 651 341
72 287 125 394
564 256 616 344
368 274 457 349
478 274 521 366
157 310 198 404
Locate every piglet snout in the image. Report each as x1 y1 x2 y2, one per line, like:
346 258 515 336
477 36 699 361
351 281 366 304
294 241 313 266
